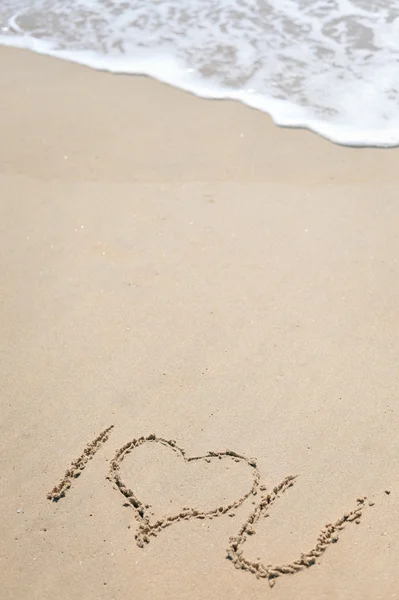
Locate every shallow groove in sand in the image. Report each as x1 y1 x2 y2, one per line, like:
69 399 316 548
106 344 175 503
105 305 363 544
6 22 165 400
108 434 261 547
47 425 114 501
227 477 369 587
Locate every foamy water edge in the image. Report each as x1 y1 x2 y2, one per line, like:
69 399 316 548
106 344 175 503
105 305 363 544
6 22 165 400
1 34 399 148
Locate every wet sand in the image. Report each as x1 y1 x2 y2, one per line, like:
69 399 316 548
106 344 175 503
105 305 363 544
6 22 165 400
1 47 398 600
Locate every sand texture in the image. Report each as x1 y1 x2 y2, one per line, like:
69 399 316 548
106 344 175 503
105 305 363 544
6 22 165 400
1 47 399 600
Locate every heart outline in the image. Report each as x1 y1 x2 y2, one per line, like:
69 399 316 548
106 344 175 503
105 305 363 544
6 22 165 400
108 434 261 547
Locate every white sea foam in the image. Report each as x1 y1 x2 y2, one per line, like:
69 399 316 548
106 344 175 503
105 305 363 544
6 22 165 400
1 0 399 146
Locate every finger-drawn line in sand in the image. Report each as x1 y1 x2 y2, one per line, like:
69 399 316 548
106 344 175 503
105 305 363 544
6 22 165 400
46 426 374 587
47 426 114 501
107 434 261 547
227 475 369 587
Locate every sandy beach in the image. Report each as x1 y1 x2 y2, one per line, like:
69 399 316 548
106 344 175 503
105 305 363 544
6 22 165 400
1 47 398 600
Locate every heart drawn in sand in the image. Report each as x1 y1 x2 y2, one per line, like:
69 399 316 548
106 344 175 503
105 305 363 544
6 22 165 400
108 434 261 547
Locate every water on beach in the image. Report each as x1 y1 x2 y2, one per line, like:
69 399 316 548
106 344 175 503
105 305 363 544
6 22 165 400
1 0 399 146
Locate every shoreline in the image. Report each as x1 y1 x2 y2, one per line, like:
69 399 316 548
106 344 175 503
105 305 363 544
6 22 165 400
1 34 399 149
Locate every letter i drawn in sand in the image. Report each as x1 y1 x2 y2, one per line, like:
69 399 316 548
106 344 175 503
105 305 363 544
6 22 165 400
47 425 114 501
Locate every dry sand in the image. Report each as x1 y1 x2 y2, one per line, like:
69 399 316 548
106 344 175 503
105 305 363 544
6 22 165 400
0 47 398 600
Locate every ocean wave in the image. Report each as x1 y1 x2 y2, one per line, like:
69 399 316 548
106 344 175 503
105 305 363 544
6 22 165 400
1 0 399 147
